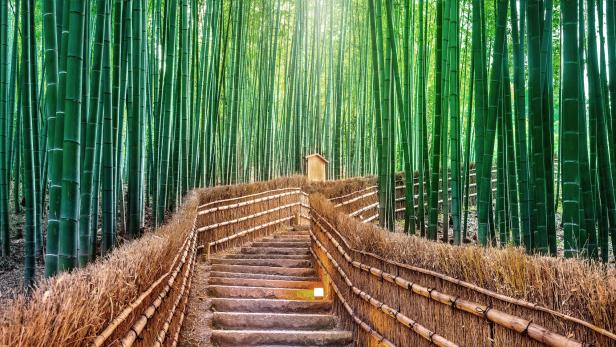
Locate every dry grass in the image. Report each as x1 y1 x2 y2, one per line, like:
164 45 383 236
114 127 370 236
310 193 616 335
0 192 200 346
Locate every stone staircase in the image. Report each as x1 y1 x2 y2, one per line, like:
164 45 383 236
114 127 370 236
208 225 354 346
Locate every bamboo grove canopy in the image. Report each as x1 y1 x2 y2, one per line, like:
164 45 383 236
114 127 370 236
0 0 615 289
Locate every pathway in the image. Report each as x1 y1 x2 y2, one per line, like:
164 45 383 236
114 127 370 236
182 225 353 346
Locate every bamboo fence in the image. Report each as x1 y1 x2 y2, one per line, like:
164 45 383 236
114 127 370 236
309 194 615 346
331 168 497 221
89 177 311 346
92 206 199 346
196 188 309 255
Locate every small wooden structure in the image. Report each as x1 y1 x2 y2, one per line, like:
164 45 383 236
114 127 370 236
305 153 328 182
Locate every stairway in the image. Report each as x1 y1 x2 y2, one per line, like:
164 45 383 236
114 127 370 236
208 225 354 347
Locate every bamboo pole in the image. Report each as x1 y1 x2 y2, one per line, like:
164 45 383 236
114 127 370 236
121 229 196 346
197 202 305 232
197 187 302 210
198 190 301 215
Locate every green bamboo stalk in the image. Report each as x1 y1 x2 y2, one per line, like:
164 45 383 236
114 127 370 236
58 0 86 272
45 0 71 277
79 0 107 267
448 0 461 245
21 0 36 288
560 0 582 257
156 0 179 225
477 0 507 246
127 0 144 238
0 0 9 257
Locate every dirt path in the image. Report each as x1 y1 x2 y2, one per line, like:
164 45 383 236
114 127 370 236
179 261 214 347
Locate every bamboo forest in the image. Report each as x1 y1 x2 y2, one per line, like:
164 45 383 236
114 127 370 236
0 0 615 346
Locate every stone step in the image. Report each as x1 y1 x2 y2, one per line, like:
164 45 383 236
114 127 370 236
222 345 351 347
266 231 310 239
213 312 337 330
265 238 311 244
211 257 312 268
210 271 319 282
281 227 310 233
211 264 315 277
208 285 320 300
269 234 311 239
278 232 310 237
251 241 311 248
223 253 312 260
218 345 350 347
218 343 354 347
210 277 321 289
211 329 353 346
241 247 310 255
211 298 332 314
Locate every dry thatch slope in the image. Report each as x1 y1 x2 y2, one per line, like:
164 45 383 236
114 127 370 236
0 191 199 346
310 193 616 334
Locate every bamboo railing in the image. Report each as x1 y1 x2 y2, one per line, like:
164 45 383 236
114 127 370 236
92 184 309 346
332 168 498 222
310 199 614 346
196 188 309 256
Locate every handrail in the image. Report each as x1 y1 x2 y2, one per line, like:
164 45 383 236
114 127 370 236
93 211 197 346
330 185 378 202
312 215 581 347
349 202 378 217
121 231 196 346
349 187 498 218
94 206 199 346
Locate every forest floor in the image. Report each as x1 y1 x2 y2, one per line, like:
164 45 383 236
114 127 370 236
0 187 156 305
0 207 40 306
